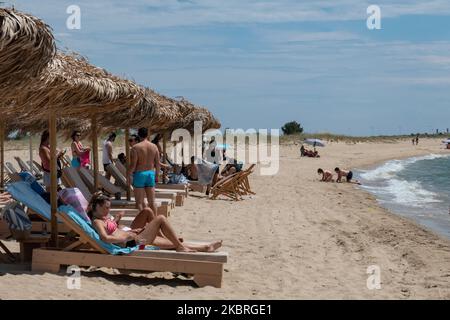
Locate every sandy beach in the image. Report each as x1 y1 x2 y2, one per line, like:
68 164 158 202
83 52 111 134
1 137 450 299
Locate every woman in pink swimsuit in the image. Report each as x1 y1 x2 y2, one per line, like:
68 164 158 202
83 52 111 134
88 192 222 252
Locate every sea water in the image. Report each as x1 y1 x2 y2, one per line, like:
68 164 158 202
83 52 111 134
356 154 450 239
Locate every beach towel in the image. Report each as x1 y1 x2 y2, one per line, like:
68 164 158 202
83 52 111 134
58 205 160 255
58 188 90 223
80 151 91 168
6 181 52 221
197 160 220 185
168 173 188 185
18 171 46 196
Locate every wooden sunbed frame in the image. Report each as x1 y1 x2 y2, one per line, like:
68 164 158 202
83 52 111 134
32 212 228 288
209 164 256 201
115 160 189 198
107 163 184 207
62 167 170 217
15 157 42 179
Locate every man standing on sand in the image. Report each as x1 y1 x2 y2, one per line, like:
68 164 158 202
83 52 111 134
129 128 160 217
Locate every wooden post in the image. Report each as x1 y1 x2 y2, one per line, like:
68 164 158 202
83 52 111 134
91 113 99 190
49 113 58 247
0 120 4 190
29 133 34 175
125 128 131 201
162 132 168 183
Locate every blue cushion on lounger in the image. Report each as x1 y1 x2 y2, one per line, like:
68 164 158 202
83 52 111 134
58 205 140 255
6 181 52 221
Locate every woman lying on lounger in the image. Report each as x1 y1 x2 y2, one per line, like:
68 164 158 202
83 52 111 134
87 192 222 253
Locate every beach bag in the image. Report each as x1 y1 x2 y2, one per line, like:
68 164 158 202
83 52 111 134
169 173 188 185
58 188 90 223
2 202 32 239
18 171 46 196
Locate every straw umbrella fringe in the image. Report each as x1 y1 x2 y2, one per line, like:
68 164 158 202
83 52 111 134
4 52 144 119
0 8 56 100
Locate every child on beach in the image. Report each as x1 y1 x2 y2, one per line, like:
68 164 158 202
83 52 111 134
317 168 334 182
335 167 361 185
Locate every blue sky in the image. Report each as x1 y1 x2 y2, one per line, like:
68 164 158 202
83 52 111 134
7 0 450 135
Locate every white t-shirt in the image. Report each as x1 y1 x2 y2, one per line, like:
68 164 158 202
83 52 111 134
102 140 112 165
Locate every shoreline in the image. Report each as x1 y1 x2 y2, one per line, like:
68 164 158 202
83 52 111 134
352 146 450 242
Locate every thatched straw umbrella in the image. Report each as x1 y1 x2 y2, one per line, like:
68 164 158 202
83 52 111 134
0 8 56 100
5 52 143 118
177 106 221 133
0 7 56 189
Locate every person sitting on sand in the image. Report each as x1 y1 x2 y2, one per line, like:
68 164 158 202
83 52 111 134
318 168 334 182
87 191 222 252
335 167 360 184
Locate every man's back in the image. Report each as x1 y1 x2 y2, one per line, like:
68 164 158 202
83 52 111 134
132 140 158 172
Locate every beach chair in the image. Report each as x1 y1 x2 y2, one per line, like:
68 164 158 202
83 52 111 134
115 160 188 197
236 164 256 196
62 168 170 216
15 157 42 180
60 155 71 169
79 167 173 211
5 162 19 174
0 203 16 262
32 205 228 288
6 181 71 234
28 160 43 174
1 185 58 261
209 172 244 201
107 163 183 207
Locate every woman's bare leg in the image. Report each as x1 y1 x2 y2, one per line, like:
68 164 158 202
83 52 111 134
151 237 222 252
138 215 193 252
131 208 183 241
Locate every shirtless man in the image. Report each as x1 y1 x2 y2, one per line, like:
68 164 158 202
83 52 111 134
335 167 360 184
317 168 334 182
129 128 160 216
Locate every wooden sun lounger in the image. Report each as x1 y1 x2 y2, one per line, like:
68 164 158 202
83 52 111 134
236 164 256 196
107 163 182 207
210 164 256 201
62 168 170 216
115 160 189 196
28 160 43 174
79 167 173 213
0 204 52 262
60 155 71 169
15 157 42 179
15 157 31 172
5 162 18 174
32 211 228 288
0 220 16 262
210 172 244 201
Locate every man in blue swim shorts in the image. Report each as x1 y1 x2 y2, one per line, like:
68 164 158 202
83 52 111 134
129 128 160 215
